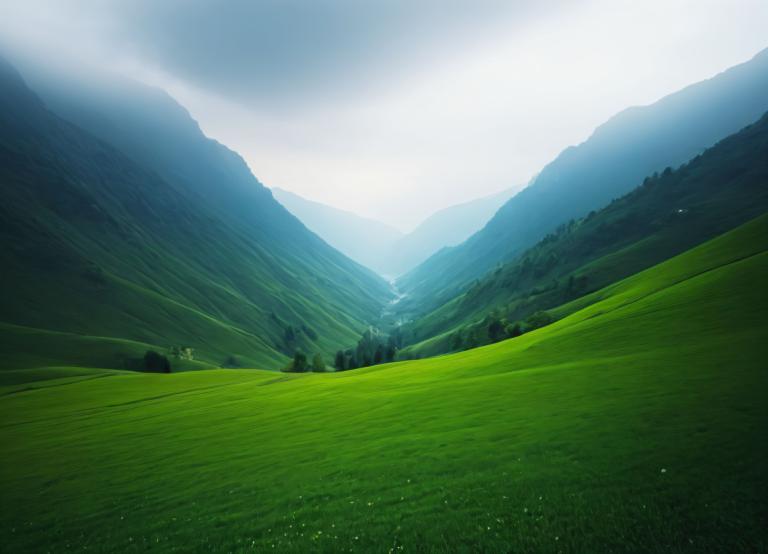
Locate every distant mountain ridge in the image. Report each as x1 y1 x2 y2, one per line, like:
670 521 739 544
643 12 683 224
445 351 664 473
386 187 517 276
274 186 517 277
272 187 403 276
396 48 768 316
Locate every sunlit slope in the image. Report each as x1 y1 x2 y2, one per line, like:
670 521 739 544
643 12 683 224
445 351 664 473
1 216 766 552
397 48 768 316
399 110 768 357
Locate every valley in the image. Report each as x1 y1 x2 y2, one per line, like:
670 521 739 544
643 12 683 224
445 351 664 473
0 24 766 553
2 216 766 552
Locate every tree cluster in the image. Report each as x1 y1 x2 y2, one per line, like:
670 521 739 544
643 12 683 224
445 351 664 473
448 310 554 352
334 327 401 371
143 350 171 373
283 351 326 372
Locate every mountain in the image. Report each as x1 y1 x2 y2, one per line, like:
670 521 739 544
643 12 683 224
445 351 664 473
0 57 390 370
4 213 766 552
398 111 768 357
396 48 768 316
275 186 517 277
386 187 517 276
271 187 403 275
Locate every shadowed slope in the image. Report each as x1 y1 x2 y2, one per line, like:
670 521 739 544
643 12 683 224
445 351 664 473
0 57 390 370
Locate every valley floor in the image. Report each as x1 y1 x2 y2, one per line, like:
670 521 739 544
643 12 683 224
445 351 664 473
1 217 766 552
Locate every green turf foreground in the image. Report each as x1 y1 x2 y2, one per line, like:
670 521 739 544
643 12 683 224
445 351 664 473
1 216 767 553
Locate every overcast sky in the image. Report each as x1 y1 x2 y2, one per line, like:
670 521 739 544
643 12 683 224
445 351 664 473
2 0 767 231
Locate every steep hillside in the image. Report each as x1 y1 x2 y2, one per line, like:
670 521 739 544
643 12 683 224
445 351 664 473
387 187 517 276
0 58 390 370
397 48 768 315
398 112 768 356
272 187 403 275
2 215 766 552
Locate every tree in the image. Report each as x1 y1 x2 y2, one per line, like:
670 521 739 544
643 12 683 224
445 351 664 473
373 345 384 364
312 353 325 372
384 344 397 362
525 310 554 331
488 318 506 343
506 323 523 338
144 350 170 373
334 350 346 371
292 351 308 372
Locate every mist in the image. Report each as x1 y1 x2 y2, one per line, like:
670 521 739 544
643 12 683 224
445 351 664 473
2 0 766 230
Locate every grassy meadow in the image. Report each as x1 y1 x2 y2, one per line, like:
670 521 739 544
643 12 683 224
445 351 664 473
1 216 766 552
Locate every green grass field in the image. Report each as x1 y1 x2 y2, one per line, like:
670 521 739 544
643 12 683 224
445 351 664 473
1 216 766 552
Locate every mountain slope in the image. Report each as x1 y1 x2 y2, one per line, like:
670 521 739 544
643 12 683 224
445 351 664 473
0 57 390 370
2 214 766 552
273 186 517 277
398 111 768 356
272 187 403 275
387 187 517 276
397 48 768 315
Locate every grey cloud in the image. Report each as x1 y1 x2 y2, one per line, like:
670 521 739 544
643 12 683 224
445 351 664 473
106 0 560 107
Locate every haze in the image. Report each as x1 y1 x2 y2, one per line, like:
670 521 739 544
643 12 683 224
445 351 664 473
2 0 766 230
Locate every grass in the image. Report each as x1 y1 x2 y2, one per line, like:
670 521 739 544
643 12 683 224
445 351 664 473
397 112 768 358
1 216 766 552
0 322 213 373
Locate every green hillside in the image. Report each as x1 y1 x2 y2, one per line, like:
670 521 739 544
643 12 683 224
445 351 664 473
397 111 768 358
0 58 390 371
396 48 768 318
2 215 766 552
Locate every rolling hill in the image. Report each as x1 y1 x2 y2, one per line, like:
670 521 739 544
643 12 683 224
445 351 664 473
2 213 766 552
396 111 768 357
396 48 768 316
0 57 391 371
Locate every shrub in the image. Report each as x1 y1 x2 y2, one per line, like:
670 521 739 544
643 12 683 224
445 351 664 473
292 351 308 372
525 310 555 331
311 353 326 372
143 350 171 373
